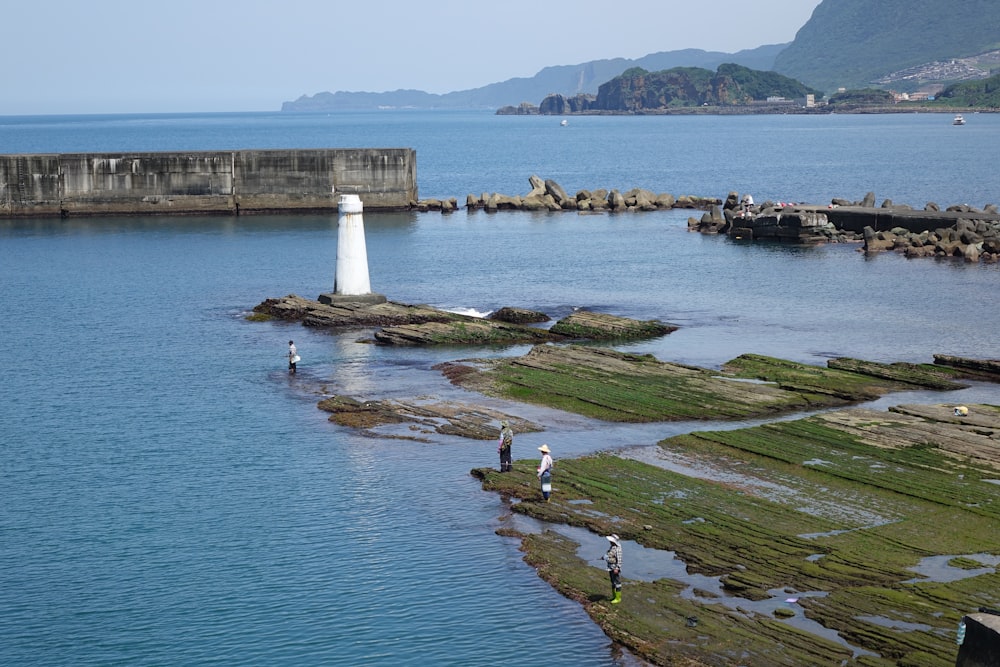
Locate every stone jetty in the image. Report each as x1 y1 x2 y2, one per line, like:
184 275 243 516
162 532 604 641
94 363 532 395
413 177 1000 263
688 190 1000 262
412 174 720 213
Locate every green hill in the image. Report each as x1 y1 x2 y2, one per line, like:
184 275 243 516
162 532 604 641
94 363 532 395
937 72 1000 106
591 64 820 111
773 0 1000 93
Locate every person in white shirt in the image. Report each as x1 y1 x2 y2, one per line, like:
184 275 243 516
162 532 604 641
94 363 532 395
537 444 553 501
288 340 298 374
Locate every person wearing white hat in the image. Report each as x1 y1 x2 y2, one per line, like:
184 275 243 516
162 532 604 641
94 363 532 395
537 444 553 501
601 534 623 604
498 420 514 472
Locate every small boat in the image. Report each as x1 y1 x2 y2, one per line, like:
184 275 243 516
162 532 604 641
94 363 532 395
560 119 568 126
953 114 966 125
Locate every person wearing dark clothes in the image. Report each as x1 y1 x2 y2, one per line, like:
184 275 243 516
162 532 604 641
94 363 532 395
498 420 513 472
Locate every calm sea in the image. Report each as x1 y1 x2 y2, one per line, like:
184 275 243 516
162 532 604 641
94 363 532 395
1 110 999 666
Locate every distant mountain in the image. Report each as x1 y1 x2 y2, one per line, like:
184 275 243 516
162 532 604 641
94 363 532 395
281 44 787 112
773 0 1000 93
284 1 1000 112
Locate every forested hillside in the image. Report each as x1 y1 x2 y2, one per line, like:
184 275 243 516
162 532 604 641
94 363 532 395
590 64 819 111
773 0 1000 93
937 72 1000 106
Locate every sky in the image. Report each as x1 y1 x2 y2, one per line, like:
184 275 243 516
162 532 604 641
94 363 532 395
4 0 823 116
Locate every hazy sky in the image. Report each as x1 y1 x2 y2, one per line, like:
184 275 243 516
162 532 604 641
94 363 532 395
5 0 822 115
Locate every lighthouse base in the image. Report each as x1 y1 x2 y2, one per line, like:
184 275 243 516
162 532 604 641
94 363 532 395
318 292 388 306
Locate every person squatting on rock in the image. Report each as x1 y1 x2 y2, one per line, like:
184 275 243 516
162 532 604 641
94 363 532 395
601 534 623 604
537 444 553 501
498 420 514 472
288 340 298 374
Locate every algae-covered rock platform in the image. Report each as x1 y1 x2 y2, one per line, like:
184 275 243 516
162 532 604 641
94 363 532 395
456 349 1000 666
473 405 1000 667
474 402 1000 666
444 346 975 422
253 292 1000 664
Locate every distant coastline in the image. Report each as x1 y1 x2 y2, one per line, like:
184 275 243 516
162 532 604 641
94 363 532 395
497 104 995 116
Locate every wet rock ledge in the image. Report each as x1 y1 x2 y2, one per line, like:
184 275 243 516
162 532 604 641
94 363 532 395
251 294 676 346
472 398 1000 667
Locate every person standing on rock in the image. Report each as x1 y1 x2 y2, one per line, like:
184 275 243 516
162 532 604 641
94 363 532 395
601 534 623 604
537 444 553 501
288 340 298 374
498 420 514 472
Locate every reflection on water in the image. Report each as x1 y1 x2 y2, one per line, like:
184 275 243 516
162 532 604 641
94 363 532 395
904 554 1000 584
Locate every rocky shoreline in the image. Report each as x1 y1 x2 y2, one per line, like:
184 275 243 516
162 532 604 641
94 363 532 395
463 349 1000 667
250 287 1000 664
472 394 1000 666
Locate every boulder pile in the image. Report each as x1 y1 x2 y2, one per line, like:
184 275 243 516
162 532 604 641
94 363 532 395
410 175 720 213
688 190 1000 261
861 218 1000 262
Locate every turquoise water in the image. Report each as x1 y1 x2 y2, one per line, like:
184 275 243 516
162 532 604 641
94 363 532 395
1 111 999 666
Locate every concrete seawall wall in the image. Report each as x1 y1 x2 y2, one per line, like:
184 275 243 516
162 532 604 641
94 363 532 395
823 206 1000 234
0 148 417 217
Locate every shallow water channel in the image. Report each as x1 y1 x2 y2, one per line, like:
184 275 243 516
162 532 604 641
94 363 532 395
500 381 1000 662
507 511 878 659
508 510 999 661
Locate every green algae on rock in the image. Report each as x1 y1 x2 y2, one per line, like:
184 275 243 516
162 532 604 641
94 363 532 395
473 402 1000 666
449 347 969 423
317 394 543 440
253 294 675 346
547 310 677 340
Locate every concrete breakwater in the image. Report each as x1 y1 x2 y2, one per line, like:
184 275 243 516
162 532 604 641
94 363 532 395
0 148 417 217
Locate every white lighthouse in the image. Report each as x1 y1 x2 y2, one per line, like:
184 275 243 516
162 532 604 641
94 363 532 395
318 193 386 305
